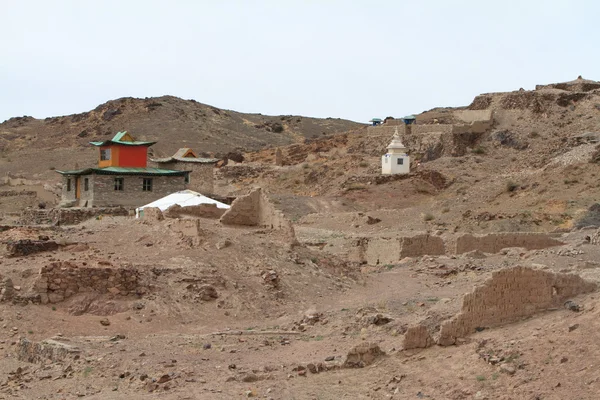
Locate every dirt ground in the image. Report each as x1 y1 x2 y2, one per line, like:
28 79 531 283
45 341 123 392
2 79 600 399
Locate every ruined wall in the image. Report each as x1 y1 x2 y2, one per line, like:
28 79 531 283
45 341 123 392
21 207 129 225
220 188 297 243
454 233 563 254
32 261 146 304
355 234 445 265
3 239 58 257
437 267 596 345
164 203 226 219
166 219 202 237
399 234 445 258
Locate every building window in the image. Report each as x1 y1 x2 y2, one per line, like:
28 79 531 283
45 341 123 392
100 149 111 161
397 158 404 165
184 173 190 184
114 177 124 191
84 178 89 191
142 178 153 192
66 178 71 191
384 158 388 164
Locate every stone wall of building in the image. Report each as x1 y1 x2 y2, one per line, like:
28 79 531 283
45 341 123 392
3 239 59 257
399 234 445 258
92 174 186 207
220 188 297 243
454 233 564 254
32 261 146 304
21 207 129 225
436 267 596 345
148 161 214 195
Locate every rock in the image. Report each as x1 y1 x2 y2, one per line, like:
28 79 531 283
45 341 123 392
568 324 579 332
157 374 171 384
500 363 516 375
325 356 335 361
241 373 259 382
215 239 231 250
366 216 381 225
203 343 211 350
403 325 433 350
343 342 385 368
99 318 110 326
198 285 218 301
564 300 581 312
560 356 568 363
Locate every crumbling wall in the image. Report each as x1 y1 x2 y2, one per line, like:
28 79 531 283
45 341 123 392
18 338 81 364
142 207 164 221
167 219 202 237
355 234 445 265
220 188 297 243
437 267 596 345
164 203 225 219
32 262 146 304
21 207 129 225
403 325 433 350
454 233 563 254
3 239 58 257
399 234 445 258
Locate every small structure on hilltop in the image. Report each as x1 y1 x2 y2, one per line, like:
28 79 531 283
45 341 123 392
149 148 218 195
56 131 189 208
381 127 409 175
369 118 383 126
402 115 416 135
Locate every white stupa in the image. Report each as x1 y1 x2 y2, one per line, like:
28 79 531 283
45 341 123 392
381 127 409 175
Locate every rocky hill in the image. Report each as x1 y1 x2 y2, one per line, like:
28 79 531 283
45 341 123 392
0 95 362 157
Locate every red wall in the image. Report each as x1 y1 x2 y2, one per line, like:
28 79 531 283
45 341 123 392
117 146 148 167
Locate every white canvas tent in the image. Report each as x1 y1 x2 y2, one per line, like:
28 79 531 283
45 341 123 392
135 190 230 218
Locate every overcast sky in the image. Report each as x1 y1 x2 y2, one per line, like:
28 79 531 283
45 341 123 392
1 0 598 123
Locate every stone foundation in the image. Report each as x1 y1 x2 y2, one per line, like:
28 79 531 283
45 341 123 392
21 207 130 225
18 338 81 364
32 261 146 304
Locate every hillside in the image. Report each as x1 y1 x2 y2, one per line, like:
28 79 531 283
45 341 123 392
0 95 361 159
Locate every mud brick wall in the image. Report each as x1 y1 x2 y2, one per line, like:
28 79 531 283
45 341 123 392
33 262 146 304
437 267 597 345
220 188 297 243
454 233 563 254
164 203 225 219
403 325 433 350
355 234 446 265
399 234 445 258
167 219 202 237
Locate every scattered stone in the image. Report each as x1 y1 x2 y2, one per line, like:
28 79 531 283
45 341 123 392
343 342 385 368
568 324 579 332
500 363 516 375
215 239 232 250
325 356 335 362
203 343 211 350
564 300 581 312
157 374 171 384
99 318 110 326
241 373 259 382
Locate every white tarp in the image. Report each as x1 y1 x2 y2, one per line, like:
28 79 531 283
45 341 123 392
135 190 230 218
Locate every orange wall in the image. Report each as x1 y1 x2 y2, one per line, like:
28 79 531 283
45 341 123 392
118 146 148 167
98 146 119 167
98 145 148 168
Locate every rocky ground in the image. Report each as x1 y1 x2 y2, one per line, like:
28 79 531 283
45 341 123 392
1 78 600 399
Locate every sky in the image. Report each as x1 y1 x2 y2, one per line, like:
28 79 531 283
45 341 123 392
1 0 599 123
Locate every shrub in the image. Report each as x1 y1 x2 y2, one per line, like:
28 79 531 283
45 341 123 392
506 181 518 192
359 161 369 168
422 213 434 221
471 147 485 155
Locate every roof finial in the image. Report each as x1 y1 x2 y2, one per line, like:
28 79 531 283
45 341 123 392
394 127 400 138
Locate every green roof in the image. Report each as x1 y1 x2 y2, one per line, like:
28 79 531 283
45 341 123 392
56 167 189 176
89 131 156 147
402 115 416 120
370 118 383 122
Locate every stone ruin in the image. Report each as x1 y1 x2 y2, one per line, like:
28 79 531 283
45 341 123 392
402 266 596 349
32 261 147 304
351 232 564 265
18 338 81 364
452 232 564 254
220 188 298 245
3 239 59 257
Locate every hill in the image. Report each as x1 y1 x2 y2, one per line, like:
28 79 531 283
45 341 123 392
0 95 361 158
